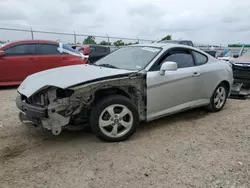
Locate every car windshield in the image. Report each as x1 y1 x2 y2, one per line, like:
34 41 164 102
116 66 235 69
242 49 250 57
94 46 161 70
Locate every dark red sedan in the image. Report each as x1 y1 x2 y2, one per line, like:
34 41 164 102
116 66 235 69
0 40 88 86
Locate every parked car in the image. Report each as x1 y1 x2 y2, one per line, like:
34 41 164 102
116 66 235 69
16 43 233 142
0 40 88 86
71 44 118 63
229 48 250 96
159 40 194 47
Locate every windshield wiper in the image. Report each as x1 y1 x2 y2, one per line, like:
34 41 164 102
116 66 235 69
97 64 119 69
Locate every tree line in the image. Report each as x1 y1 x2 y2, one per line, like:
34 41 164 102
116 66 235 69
82 35 172 46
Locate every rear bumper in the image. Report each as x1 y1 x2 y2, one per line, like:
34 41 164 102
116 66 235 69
16 95 47 120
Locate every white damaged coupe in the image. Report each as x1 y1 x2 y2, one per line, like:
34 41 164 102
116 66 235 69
16 43 233 142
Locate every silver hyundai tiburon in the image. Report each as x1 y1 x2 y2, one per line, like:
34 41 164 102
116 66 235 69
16 43 233 142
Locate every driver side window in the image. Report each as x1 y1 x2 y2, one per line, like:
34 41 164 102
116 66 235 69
151 48 195 71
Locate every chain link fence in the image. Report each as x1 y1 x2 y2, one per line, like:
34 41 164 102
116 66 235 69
0 27 156 45
0 27 249 55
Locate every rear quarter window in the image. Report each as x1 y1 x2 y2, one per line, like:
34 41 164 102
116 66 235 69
193 51 208 65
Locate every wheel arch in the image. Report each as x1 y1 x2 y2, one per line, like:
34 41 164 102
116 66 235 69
92 86 146 121
218 80 231 95
93 87 133 103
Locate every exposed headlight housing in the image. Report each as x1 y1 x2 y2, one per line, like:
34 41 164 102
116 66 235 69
56 88 74 99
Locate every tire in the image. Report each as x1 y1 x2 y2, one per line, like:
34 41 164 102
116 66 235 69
207 83 228 112
90 95 139 142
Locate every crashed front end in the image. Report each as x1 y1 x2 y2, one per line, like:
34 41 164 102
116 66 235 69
231 63 250 96
16 75 146 135
16 87 82 135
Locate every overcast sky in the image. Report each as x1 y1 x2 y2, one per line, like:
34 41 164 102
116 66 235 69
0 0 250 45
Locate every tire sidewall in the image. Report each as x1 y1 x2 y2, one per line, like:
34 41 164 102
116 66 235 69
90 95 139 142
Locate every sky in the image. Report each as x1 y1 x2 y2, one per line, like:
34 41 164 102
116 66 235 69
0 0 250 45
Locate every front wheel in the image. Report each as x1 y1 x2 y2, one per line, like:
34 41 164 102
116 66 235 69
207 83 228 112
90 95 139 142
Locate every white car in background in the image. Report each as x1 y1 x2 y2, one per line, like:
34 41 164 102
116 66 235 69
16 43 233 142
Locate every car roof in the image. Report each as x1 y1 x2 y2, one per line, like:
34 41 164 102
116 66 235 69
160 40 191 42
10 40 58 44
132 43 197 50
131 43 210 56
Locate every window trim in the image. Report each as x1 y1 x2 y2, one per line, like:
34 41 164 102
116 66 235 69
191 50 208 66
148 47 196 71
4 43 36 56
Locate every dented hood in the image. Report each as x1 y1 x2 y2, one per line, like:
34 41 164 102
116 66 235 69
18 64 134 97
233 56 250 64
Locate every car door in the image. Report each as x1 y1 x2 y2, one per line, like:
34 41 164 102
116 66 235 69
146 48 202 121
192 50 216 100
0 43 36 83
35 43 69 72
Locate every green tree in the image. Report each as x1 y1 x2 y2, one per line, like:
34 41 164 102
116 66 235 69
113 40 125 46
83 36 96 44
99 41 111 45
160 35 172 41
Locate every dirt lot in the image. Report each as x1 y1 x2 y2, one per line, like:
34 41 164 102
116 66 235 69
0 88 250 188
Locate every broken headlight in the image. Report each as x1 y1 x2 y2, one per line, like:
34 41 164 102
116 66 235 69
56 88 74 99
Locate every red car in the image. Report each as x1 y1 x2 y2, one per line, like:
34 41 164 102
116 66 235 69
0 40 88 86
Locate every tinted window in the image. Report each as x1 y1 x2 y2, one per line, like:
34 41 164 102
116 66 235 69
95 46 107 53
164 53 195 68
188 42 194 46
37 44 60 55
5 44 35 56
90 47 95 53
180 41 188 46
193 51 207 65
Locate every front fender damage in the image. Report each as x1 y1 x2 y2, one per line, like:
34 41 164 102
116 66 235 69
21 74 147 135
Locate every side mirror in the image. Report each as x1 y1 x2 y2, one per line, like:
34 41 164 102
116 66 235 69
159 61 177 75
233 54 239 58
0 50 5 57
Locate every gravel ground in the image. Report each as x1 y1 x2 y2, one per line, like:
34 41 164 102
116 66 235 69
0 88 250 188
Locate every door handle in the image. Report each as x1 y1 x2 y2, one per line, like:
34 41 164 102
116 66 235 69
192 72 200 77
62 57 69 60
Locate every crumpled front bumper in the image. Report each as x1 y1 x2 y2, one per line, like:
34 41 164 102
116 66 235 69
233 64 250 84
16 95 47 121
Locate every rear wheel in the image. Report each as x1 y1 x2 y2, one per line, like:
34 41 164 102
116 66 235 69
90 95 139 142
207 83 228 112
